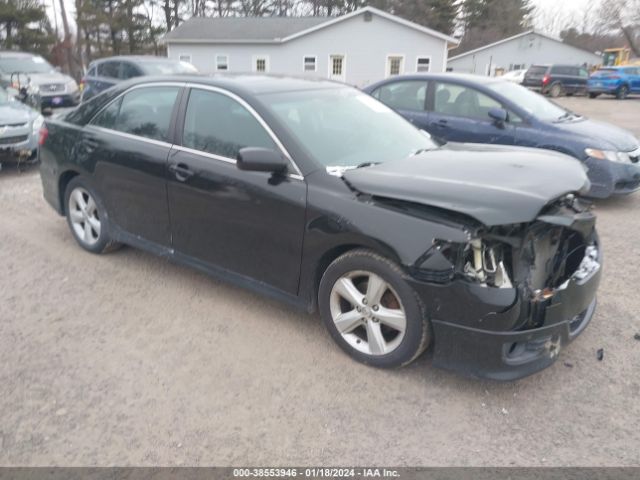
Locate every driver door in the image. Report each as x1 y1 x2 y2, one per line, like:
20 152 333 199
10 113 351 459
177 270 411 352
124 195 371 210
426 82 516 145
166 86 307 295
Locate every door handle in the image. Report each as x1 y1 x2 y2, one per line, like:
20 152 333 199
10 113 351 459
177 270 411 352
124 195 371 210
169 163 194 181
431 119 449 128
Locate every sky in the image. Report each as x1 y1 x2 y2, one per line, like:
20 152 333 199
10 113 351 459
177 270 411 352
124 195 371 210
43 0 600 37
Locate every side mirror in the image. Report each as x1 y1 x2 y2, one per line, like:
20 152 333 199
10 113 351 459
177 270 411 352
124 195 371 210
488 107 508 126
237 147 288 174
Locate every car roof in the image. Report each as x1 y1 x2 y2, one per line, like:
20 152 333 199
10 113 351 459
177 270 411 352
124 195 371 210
0 51 42 58
90 55 186 65
118 73 345 95
368 72 506 87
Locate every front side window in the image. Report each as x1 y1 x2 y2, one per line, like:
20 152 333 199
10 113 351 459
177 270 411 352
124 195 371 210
98 61 120 78
216 55 228 71
262 87 437 168
92 86 180 142
303 56 316 72
371 80 426 112
182 88 277 160
120 63 141 80
416 57 430 73
433 82 501 119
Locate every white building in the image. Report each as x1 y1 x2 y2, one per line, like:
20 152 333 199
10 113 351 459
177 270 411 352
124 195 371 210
163 7 458 87
447 30 602 76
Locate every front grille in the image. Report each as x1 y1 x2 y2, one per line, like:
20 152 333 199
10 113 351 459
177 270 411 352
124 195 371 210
0 134 28 145
41 83 65 93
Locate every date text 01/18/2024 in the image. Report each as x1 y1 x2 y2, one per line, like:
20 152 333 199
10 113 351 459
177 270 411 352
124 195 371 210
232 468 400 477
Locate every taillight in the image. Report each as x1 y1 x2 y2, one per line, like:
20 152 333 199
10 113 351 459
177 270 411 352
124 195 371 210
542 75 550 84
38 126 48 146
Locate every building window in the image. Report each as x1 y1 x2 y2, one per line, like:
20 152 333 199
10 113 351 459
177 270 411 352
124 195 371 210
332 56 343 75
179 54 192 63
216 55 228 71
303 56 316 72
416 57 430 73
253 55 269 73
386 55 404 77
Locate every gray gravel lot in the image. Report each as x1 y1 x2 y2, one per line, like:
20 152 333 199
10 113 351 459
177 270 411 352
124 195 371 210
0 96 639 467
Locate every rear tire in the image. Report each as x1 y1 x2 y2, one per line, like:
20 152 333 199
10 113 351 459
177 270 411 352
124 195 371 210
589 92 600 99
616 85 629 99
318 249 431 368
548 83 562 98
64 176 121 254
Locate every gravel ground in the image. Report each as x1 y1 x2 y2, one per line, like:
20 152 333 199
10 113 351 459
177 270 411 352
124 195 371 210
0 96 639 467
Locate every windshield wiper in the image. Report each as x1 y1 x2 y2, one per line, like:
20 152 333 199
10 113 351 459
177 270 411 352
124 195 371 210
355 161 381 169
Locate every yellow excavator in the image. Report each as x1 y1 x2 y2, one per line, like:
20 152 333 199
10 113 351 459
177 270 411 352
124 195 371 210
602 47 640 67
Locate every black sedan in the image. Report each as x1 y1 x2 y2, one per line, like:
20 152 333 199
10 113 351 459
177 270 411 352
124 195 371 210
39 75 602 380
364 73 640 198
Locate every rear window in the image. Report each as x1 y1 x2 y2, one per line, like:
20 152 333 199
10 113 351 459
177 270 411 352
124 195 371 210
527 66 548 75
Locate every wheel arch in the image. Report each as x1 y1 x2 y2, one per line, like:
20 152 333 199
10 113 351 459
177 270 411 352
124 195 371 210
58 169 81 215
303 238 405 313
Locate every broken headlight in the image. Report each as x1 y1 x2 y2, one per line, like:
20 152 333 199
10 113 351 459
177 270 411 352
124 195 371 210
414 238 513 288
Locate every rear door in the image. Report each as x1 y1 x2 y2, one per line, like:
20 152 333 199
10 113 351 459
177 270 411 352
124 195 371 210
166 86 307 294
425 81 516 145
86 83 182 247
369 79 429 129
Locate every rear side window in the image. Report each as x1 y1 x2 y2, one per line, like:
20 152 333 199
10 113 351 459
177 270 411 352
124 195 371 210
551 66 574 75
182 88 277 159
92 86 180 142
87 66 96 77
371 80 426 112
98 61 120 78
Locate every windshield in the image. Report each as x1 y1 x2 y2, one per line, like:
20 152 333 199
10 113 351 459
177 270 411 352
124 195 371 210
261 88 437 168
142 61 198 75
0 56 54 74
487 81 570 122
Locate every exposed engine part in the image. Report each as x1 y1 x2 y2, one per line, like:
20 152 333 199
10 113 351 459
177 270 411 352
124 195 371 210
463 239 513 289
573 245 600 282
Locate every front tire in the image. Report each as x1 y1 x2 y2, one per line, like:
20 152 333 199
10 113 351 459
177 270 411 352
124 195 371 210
318 249 431 368
589 92 600 99
64 177 121 254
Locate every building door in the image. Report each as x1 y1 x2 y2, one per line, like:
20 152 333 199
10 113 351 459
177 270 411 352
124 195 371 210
329 54 346 82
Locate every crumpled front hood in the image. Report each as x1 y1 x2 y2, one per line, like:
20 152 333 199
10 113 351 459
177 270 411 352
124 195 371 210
554 118 639 152
342 143 590 226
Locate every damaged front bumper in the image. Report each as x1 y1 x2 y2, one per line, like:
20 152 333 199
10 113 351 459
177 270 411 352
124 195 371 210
408 201 602 380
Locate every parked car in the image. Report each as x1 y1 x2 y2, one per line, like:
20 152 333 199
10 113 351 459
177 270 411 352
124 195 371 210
80 56 198 102
39 76 601 380
364 73 640 198
522 64 589 97
588 66 640 99
0 86 43 170
0 51 80 109
500 69 526 84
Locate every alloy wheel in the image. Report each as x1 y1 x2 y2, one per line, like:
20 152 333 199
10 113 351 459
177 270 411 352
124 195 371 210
68 187 101 246
329 270 406 356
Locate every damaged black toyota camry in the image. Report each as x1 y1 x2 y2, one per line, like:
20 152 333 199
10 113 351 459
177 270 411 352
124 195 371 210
39 75 601 380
